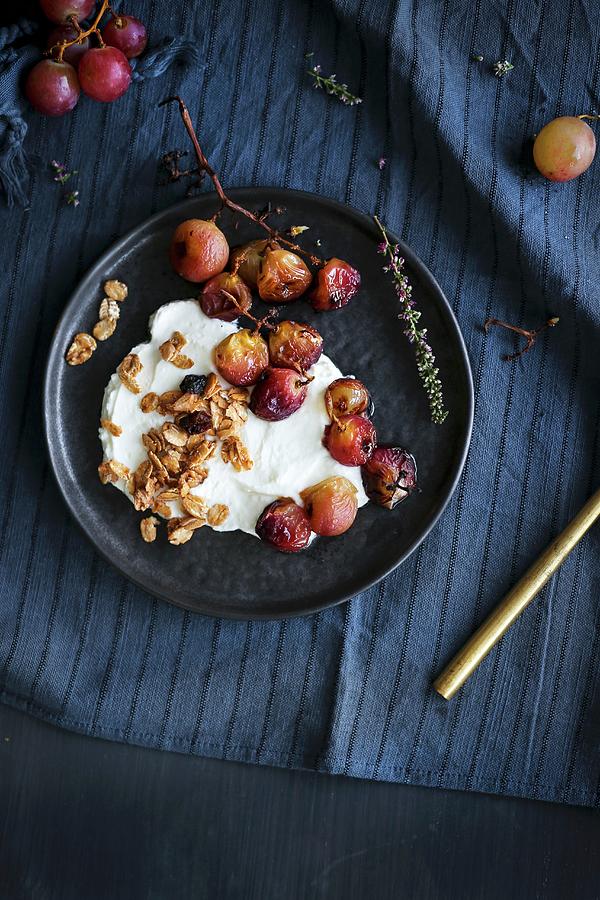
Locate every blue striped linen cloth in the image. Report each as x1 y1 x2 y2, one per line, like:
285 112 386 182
1 0 600 805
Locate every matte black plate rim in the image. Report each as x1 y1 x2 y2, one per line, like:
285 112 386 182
44 189 474 620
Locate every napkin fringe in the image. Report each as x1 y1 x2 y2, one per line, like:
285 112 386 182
0 103 28 207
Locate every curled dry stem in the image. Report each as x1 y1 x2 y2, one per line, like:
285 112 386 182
483 316 559 362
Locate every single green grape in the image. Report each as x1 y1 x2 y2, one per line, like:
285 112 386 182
533 116 596 182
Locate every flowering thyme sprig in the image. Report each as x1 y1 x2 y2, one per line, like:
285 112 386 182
492 59 514 77
50 160 81 207
305 55 362 106
50 159 76 184
374 216 448 424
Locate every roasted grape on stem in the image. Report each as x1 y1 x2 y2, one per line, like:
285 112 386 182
25 59 80 116
78 46 132 102
214 329 269 386
170 219 229 282
533 116 596 182
199 273 252 322
324 415 376 466
250 367 309 421
102 14 148 59
300 477 358 536
268 321 323 373
310 258 361 311
229 240 268 288
257 247 312 303
324 377 371 421
256 498 312 552
361 446 417 509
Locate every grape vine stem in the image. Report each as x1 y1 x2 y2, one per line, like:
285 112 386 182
159 95 324 266
49 0 112 60
483 316 559 361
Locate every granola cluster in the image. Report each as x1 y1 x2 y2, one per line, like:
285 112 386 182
100 343 254 547
159 330 194 370
66 280 128 365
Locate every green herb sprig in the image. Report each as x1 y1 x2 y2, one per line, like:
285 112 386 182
305 55 362 107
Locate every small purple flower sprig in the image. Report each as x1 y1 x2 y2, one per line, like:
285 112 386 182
306 54 362 107
50 160 80 207
374 216 448 424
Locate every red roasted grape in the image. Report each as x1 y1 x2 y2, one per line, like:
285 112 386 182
78 46 131 102
102 14 148 59
324 377 371 421
40 0 94 24
170 219 229 283
229 239 268 289
533 116 596 182
268 321 323 373
324 415 376 466
361 446 417 509
214 329 269 386
256 498 312 552
25 59 80 116
250 367 309 421
47 24 90 67
300 477 358 536
310 258 361 311
257 247 312 303
199 273 252 322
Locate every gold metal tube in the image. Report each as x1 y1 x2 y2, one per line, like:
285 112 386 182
433 485 600 700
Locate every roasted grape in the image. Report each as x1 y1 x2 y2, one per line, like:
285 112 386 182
250 367 309 421
324 377 371 421
310 258 361 311
199 273 252 322
78 46 131 102
361 446 417 509
300 477 358 536
25 59 80 116
214 329 269 386
533 116 596 182
257 247 312 303
324 415 376 466
255 498 312 552
268 320 323 373
47 24 90 67
229 239 268 288
40 0 94 23
102 14 148 59
169 219 229 283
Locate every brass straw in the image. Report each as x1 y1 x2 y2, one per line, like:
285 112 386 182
433 485 600 700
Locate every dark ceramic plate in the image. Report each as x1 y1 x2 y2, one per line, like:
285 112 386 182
44 189 473 619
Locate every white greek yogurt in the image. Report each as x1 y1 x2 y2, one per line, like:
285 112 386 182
99 300 368 537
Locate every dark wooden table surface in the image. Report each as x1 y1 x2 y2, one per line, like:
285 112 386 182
1 703 599 899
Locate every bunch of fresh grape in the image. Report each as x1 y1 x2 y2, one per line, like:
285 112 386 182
25 0 147 116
